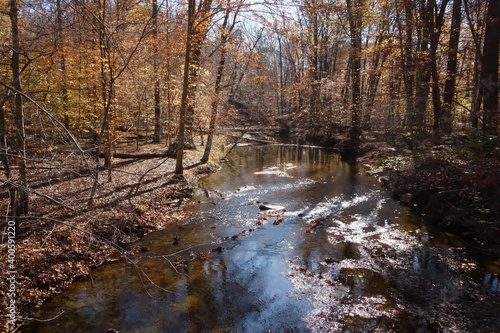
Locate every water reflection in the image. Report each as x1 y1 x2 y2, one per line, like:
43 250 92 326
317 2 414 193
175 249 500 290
25 145 499 333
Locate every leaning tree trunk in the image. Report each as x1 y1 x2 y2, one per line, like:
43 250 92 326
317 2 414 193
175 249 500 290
201 2 235 164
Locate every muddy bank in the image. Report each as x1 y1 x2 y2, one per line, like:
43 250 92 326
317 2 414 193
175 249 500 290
0 144 221 332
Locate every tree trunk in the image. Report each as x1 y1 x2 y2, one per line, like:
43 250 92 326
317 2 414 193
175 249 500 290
0 104 11 181
481 0 500 134
186 0 213 150
400 0 415 131
99 0 114 183
346 0 363 146
365 34 390 128
152 0 162 143
88 0 115 206
309 8 320 130
441 0 462 134
175 0 196 175
414 0 432 137
10 0 29 218
463 0 485 129
428 0 449 142
175 0 213 175
472 66 482 128
202 2 235 164
56 0 70 129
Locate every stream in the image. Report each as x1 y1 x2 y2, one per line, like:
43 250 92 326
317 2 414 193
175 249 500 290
24 145 499 332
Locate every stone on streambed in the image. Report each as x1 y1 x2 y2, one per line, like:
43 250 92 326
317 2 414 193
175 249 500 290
259 204 285 211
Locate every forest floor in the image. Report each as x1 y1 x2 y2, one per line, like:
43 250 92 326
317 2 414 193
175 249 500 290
0 139 223 332
1 130 499 332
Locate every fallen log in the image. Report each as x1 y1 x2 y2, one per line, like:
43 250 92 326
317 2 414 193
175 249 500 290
98 152 172 159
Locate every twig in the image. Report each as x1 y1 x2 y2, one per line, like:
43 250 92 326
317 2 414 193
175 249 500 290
137 267 177 295
21 310 66 322
146 246 194 258
164 257 181 274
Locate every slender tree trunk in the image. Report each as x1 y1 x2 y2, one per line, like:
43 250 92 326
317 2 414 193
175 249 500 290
346 0 363 146
184 39 202 150
177 0 213 153
175 0 196 175
278 33 285 117
464 0 485 129
414 0 432 137
175 0 213 175
152 0 162 143
99 0 114 183
309 10 320 130
165 1 173 147
10 0 29 219
202 2 235 164
0 103 11 181
89 0 114 205
427 0 449 143
472 62 482 128
388 59 399 126
400 1 415 131
56 0 70 129
442 0 462 134
481 0 500 134
365 36 389 128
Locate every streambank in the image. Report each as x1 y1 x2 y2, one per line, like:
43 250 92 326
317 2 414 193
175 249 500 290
0 145 221 332
356 131 500 256
284 127 499 255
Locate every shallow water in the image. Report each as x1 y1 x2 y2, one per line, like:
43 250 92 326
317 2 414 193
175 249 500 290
24 145 499 332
